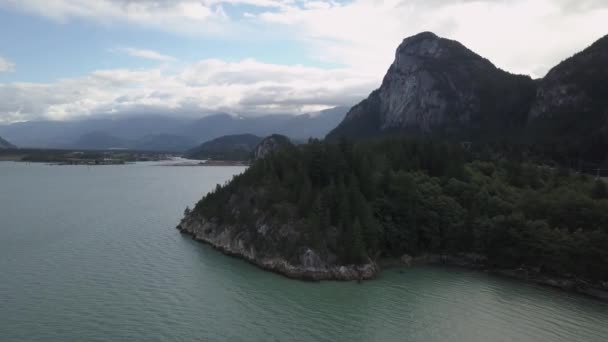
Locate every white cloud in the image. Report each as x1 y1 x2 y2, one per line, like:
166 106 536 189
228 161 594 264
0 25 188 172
0 56 15 72
0 0 607 124
0 59 374 123
256 0 608 77
0 0 230 34
3 0 606 77
113 47 176 62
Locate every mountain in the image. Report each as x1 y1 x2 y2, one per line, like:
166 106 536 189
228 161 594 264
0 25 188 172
132 134 197 152
178 136 608 292
0 107 349 150
183 107 348 143
0 115 191 148
527 34 608 163
327 32 536 141
177 32 608 295
0 136 16 149
70 131 129 150
273 107 350 139
185 134 263 161
327 32 608 164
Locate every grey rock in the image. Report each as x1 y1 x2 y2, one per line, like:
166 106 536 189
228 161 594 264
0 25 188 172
177 211 378 281
400 254 413 266
253 134 293 160
327 31 536 141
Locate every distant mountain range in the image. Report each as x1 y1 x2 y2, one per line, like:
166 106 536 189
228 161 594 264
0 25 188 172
327 32 608 163
0 136 15 149
0 107 348 151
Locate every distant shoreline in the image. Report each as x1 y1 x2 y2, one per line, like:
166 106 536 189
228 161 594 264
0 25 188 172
0 148 175 164
162 160 249 167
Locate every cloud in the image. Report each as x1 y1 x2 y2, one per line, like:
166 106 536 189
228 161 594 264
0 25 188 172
3 1 606 77
256 0 608 77
113 47 176 62
0 0 231 34
0 56 15 72
0 59 374 123
1 0 607 124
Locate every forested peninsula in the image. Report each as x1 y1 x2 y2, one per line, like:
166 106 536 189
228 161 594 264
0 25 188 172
178 32 608 299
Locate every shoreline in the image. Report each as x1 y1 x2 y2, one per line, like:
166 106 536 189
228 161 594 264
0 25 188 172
380 255 608 302
162 160 249 167
178 219 608 301
176 217 377 281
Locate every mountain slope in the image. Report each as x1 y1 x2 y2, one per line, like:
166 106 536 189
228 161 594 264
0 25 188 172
0 136 16 149
185 134 263 161
253 134 293 160
132 134 197 152
0 107 348 149
327 32 536 141
70 131 129 150
527 34 608 163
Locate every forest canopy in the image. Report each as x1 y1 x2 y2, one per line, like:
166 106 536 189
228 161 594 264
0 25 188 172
194 137 608 281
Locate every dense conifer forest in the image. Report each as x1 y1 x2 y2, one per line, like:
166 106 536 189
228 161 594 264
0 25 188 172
193 138 608 281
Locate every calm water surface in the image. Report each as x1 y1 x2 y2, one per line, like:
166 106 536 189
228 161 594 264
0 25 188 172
1 161 607 342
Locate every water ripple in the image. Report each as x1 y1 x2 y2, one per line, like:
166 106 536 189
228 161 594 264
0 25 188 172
1 162 608 342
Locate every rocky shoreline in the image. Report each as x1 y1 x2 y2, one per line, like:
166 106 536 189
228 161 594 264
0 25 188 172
385 253 608 302
176 213 378 281
490 268 608 301
178 213 608 300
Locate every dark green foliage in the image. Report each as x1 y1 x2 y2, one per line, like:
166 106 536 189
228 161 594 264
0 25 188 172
591 180 608 199
186 134 262 161
194 137 608 280
526 35 608 165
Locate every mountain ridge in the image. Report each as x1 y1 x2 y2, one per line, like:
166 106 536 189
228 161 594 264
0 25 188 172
327 32 608 165
0 107 349 150
185 134 263 161
0 136 15 149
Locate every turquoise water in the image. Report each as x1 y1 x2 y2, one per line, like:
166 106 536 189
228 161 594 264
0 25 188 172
1 161 607 342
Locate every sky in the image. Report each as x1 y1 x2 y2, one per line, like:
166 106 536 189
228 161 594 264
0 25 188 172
0 0 606 123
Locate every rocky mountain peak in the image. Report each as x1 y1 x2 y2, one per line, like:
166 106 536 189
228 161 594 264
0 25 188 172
327 32 534 141
253 134 292 160
395 31 481 62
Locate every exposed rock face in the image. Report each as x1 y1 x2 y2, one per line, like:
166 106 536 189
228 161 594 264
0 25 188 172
529 35 608 121
0 136 16 149
327 32 536 141
328 32 608 162
253 134 293 160
526 34 608 161
177 133 379 281
177 210 378 281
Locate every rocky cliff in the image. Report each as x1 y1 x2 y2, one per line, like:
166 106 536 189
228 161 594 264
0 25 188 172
253 134 292 160
327 32 608 158
177 204 378 281
327 32 536 141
